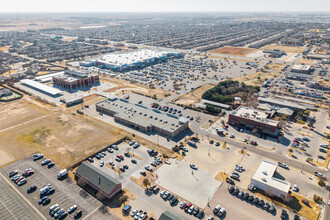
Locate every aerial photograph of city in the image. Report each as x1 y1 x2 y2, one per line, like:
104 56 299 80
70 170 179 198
0 0 329 220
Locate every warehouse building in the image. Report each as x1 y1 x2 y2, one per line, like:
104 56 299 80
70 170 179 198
75 162 122 200
96 96 189 138
228 106 280 137
251 160 291 200
263 49 285 58
52 70 99 90
159 211 181 220
290 64 312 74
258 97 311 112
82 49 183 72
0 88 13 98
21 79 62 97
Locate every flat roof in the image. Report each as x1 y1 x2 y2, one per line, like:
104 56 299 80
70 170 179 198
291 64 312 71
230 106 278 127
96 98 187 133
21 79 62 96
258 97 309 111
94 49 181 67
201 99 231 109
252 160 291 193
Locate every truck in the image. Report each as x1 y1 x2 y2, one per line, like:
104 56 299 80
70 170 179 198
57 169 68 180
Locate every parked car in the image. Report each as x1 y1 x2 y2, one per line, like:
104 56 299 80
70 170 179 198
100 161 104 167
218 207 226 216
38 196 48 205
9 170 18 177
315 172 325 177
281 210 288 219
293 184 298 192
111 145 118 150
27 185 37 193
33 153 43 161
22 168 34 177
18 178 27 186
131 209 138 217
68 205 77 214
190 164 198 170
123 204 131 212
48 162 55 168
42 159 51 166
226 178 234 185
318 155 325 160
228 186 235 193
74 210 82 219
131 159 137 164
278 162 288 169
180 201 187 209
319 148 327 153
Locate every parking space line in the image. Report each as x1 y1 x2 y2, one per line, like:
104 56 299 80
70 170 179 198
0 196 18 220
0 173 47 220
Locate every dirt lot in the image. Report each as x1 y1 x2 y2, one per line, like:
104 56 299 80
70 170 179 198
0 99 51 131
0 109 127 168
261 45 306 53
234 70 282 87
209 46 258 56
175 83 216 105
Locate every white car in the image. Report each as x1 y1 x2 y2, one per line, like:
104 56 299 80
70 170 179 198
190 164 198 170
320 144 328 149
218 207 226 216
293 184 298 192
164 160 171 165
129 140 135 145
180 201 186 209
213 204 221 213
131 209 138 217
100 161 104 167
145 165 152 171
230 134 235 138
187 206 194 214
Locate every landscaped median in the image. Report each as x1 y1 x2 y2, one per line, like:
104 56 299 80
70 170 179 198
255 191 321 220
215 172 229 182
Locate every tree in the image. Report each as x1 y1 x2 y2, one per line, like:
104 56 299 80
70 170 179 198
142 178 151 189
119 195 128 205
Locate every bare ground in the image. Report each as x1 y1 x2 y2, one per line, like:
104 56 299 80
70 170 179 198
209 46 258 56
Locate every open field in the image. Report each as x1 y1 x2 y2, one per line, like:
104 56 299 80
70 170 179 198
261 44 306 53
209 46 258 56
0 99 51 131
175 83 216 105
0 109 127 168
234 70 282 86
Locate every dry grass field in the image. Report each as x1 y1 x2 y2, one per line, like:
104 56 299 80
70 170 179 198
209 46 258 56
0 111 127 168
234 70 282 87
261 44 306 53
175 83 216 105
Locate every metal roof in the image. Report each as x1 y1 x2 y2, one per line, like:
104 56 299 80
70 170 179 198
75 162 120 195
159 211 181 220
201 99 231 109
21 79 62 96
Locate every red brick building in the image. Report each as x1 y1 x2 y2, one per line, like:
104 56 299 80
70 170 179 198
228 106 279 136
52 70 99 90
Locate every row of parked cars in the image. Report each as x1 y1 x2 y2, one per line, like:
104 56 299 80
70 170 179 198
49 203 82 220
122 204 153 220
9 168 34 186
228 186 276 213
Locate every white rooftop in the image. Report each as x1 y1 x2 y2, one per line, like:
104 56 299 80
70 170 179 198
21 79 62 96
96 49 177 66
252 160 291 193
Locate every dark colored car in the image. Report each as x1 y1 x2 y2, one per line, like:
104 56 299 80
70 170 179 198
27 185 37 194
248 196 254 202
253 197 259 205
167 194 174 201
193 207 199 216
233 188 240 195
9 170 18 177
38 196 48 205
229 186 235 193
226 178 234 185
264 202 270 210
42 198 51 206
196 210 204 219
48 162 55 168
281 210 288 219
74 210 82 219
259 200 264 207
243 193 249 200
269 205 275 213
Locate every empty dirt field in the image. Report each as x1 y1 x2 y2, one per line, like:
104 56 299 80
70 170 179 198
261 44 306 53
0 99 51 131
209 46 258 56
175 83 216 105
0 108 128 168
234 70 281 87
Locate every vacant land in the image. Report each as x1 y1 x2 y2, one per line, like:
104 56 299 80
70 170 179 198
261 44 306 53
0 110 127 168
175 83 216 105
209 46 258 56
0 99 51 131
234 70 282 86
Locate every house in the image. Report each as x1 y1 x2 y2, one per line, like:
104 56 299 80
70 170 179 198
75 162 122 200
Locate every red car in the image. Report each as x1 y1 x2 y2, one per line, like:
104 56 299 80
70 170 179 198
116 154 124 160
23 169 34 177
15 177 24 184
185 203 192 210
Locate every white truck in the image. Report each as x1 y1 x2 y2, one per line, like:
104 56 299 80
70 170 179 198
57 169 68 180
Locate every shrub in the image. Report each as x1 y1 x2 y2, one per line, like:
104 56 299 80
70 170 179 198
318 180 325 187
288 149 293 153
313 194 323 203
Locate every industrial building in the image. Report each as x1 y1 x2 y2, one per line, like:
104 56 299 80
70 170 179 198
96 96 189 138
263 49 285 58
290 64 312 74
52 70 99 90
21 79 62 97
251 160 291 200
81 49 183 72
75 162 122 200
228 106 280 137
258 97 312 112
65 97 84 107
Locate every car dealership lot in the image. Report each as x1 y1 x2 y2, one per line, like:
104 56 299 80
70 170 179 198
0 156 102 220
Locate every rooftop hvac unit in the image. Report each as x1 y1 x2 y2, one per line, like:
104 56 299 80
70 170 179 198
262 171 268 176
261 178 267 182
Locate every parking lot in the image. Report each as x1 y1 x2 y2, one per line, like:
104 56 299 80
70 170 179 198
0 174 43 220
0 156 104 220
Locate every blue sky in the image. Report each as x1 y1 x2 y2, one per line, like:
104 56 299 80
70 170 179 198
1 0 329 12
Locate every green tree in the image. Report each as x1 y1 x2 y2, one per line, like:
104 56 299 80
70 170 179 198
142 178 151 189
119 195 128 205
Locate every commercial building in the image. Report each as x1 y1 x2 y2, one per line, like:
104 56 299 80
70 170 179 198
159 211 181 220
257 103 294 117
290 64 312 74
52 70 99 90
201 99 231 110
82 49 184 72
75 162 122 200
286 73 313 81
65 97 84 107
21 79 62 97
258 97 311 112
228 106 280 136
251 160 291 200
0 88 12 98
96 96 189 138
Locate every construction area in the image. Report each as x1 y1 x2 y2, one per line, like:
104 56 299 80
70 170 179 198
209 46 258 56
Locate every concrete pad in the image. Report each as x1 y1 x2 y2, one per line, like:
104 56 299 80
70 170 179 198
156 160 222 208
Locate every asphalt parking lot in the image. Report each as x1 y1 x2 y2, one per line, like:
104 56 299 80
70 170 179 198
0 174 43 220
0 156 102 220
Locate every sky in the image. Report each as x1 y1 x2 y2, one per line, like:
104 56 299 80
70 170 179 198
0 0 329 12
